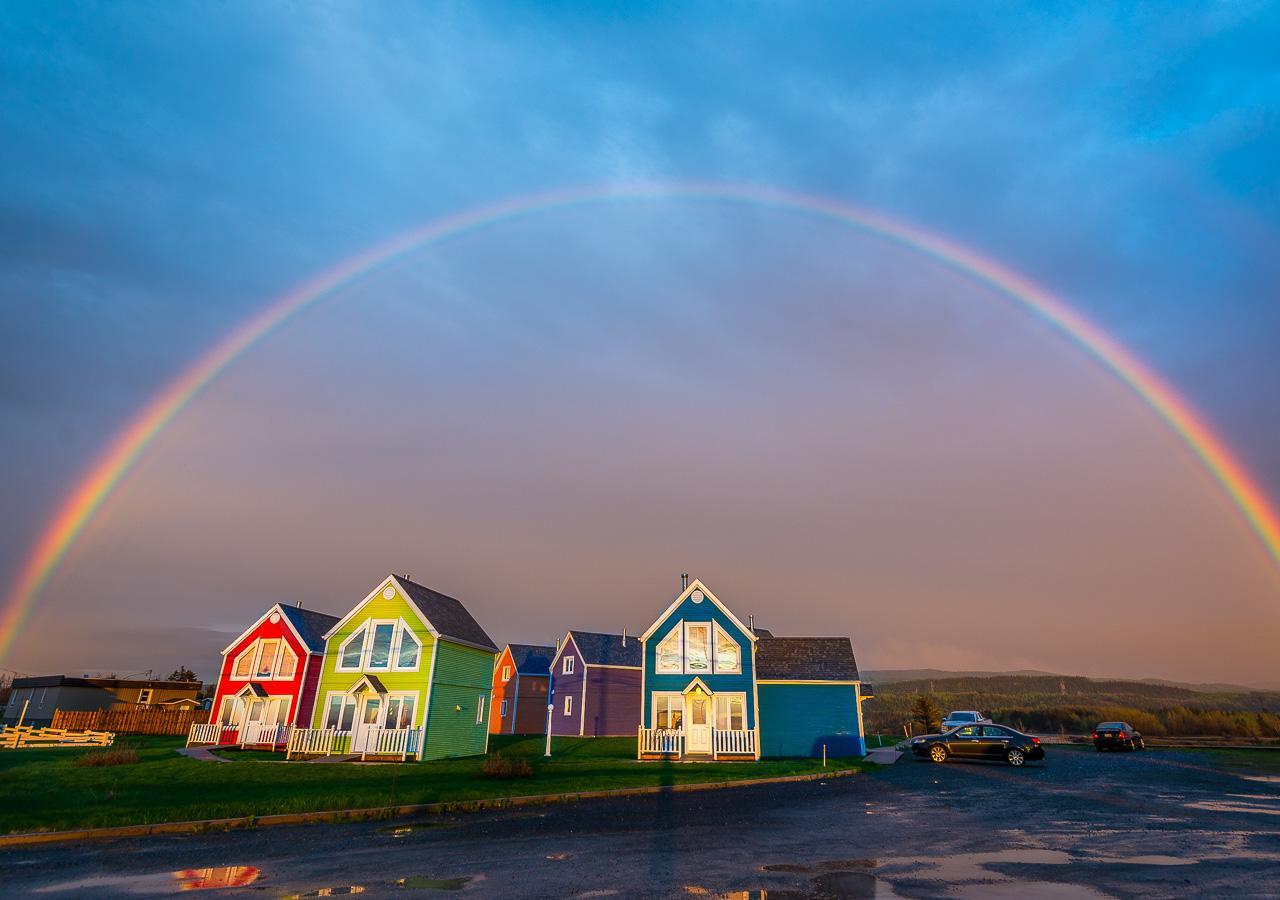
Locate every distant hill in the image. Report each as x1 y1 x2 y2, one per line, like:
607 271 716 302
864 669 1269 695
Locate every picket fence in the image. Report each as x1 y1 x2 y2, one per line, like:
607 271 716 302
0 725 114 749
52 706 209 736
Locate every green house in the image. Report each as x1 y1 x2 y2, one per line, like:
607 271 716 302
311 574 498 760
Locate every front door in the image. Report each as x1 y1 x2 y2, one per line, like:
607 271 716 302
353 695 383 753
686 692 712 754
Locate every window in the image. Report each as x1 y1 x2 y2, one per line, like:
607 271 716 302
323 694 357 731
563 694 573 716
232 646 254 678
655 624 682 673
219 697 243 726
367 622 395 670
138 688 154 705
475 695 486 725
255 639 280 678
277 647 298 679
654 693 683 729
500 699 508 717
956 726 980 737
385 695 417 730
395 625 421 670
715 694 745 731
684 623 711 673
714 623 741 674
501 665 512 682
562 656 575 675
982 726 1009 738
338 625 367 670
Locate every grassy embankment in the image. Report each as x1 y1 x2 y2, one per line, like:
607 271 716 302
866 674 1280 740
0 735 865 835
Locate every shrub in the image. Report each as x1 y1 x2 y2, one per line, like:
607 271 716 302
480 755 533 779
75 746 140 768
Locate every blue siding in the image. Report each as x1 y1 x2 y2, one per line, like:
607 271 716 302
642 594 756 729
757 683 865 758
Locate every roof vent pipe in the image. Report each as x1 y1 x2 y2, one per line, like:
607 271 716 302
681 573 689 591
622 627 627 646
749 614 754 633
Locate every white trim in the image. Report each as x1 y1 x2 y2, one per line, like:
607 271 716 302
345 673 389 695
391 619 423 672
336 624 369 672
650 691 685 730
654 621 683 675
639 579 756 644
563 694 573 716
713 621 742 674
475 694 486 726
219 603 314 656
756 680 861 685
680 676 714 695
587 663 642 670
683 621 713 676
363 619 399 671
579 673 588 736
501 665 512 682
562 654 576 675
322 575 440 642
509 672 519 735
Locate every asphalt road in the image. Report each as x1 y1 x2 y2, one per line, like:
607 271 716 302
4 746 1279 898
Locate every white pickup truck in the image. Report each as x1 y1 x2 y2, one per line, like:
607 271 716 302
941 710 991 730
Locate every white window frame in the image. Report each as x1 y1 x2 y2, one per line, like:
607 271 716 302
364 619 398 671
655 622 683 674
501 665 512 682
254 639 281 680
562 655 575 675
475 695 486 725
231 643 256 680
138 688 153 705
321 691 359 732
336 625 370 672
391 620 422 672
714 692 748 731
683 622 713 675
384 691 419 730
500 698 508 717
651 692 684 730
563 694 573 716
275 645 299 680
712 622 741 674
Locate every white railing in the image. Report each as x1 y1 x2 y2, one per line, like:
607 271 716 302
363 727 419 760
713 728 756 756
240 723 291 747
639 727 684 755
287 727 336 759
186 723 239 747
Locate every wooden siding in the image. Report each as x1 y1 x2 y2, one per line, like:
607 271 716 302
489 647 516 734
549 635 585 736
756 683 865 758
211 608 315 728
422 642 495 760
583 666 642 736
642 593 756 729
511 674 550 734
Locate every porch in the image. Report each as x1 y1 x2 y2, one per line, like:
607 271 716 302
637 726 758 760
186 723 421 760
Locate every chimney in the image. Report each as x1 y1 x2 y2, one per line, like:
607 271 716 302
681 573 689 591
749 614 754 633
296 600 303 608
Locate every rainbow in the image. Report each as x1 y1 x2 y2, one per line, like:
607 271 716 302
3 181 1278 665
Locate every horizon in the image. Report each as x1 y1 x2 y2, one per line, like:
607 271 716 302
3 5 1280 686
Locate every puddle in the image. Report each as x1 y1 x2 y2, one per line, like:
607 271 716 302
35 866 260 894
1185 799 1280 816
810 871 884 898
954 884 1106 899
1085 855 1195 867
886 848 1073 881
397 875 473 890
1237 774 1280 784
760 864 809 873
546 852 573 861
285 888 366 898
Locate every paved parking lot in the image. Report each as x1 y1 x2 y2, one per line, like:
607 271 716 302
4 746 1279 897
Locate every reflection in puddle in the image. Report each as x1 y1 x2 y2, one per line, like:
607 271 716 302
35 866 261 895
285 888 366 898
174 867 261 891
1185 798 1280 816
1238 774 1280 784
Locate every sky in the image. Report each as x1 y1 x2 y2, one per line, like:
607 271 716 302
1 3 1279 686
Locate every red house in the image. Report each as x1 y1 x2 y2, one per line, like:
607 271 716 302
489 644 555 735
207 604 338 745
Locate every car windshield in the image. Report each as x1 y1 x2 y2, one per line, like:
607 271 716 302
949 712 976 722
1098 722 1125 729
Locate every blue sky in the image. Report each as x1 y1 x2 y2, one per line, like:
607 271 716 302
1 3 1278 682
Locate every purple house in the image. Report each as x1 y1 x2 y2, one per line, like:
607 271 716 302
548 630 642 737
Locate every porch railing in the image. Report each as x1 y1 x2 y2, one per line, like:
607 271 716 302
286 727 335 759
362 727 419 760
240 723 291 748
712 727 756 755
639 727 684 755
186 723 239 747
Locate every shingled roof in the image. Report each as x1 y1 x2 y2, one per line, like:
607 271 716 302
508 644 555 676
278 605 340 653
396 577 499 652
566 630 643 667
755 637 859 681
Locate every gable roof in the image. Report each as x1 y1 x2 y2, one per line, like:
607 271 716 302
563 630 642 667
639 579 756 644
277 605 341 653
755 637 860 681
506 644 556 676
323 575 499 653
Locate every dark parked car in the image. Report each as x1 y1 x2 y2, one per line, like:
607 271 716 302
1093 722 1145 751
911 724 1045 767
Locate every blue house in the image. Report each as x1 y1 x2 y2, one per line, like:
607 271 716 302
639 578 867 760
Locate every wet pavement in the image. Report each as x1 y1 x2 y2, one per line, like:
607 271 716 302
3 746 1279 897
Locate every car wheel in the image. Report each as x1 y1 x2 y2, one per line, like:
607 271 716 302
1007 748 1026 767
929 744 948 764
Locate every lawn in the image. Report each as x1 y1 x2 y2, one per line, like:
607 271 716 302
1189 747 1280 776
0 735 865 835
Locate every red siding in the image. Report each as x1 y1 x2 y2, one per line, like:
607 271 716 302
489 648 513 734
209 608 317 727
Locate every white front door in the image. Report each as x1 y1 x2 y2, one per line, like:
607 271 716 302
686 692 712 754
353 695 383 752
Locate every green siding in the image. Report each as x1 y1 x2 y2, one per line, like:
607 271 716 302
757 683 865 758
311 583 437 729
422 641 496 760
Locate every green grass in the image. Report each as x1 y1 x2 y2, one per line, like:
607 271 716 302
0 734 865 834
1189 747 1280 775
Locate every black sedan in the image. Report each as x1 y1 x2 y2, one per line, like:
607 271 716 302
911 724 1045 766
1093 722 1145 751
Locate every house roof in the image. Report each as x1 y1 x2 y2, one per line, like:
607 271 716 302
752 627 774 638
395 577 499 652
277 605 341 653
755 637 860 681
11 675 200 691
640 579 756 644
507 644 556 676
566 631 642 667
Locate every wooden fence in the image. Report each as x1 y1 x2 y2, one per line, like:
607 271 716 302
52 706 209 736
0 725 114 749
